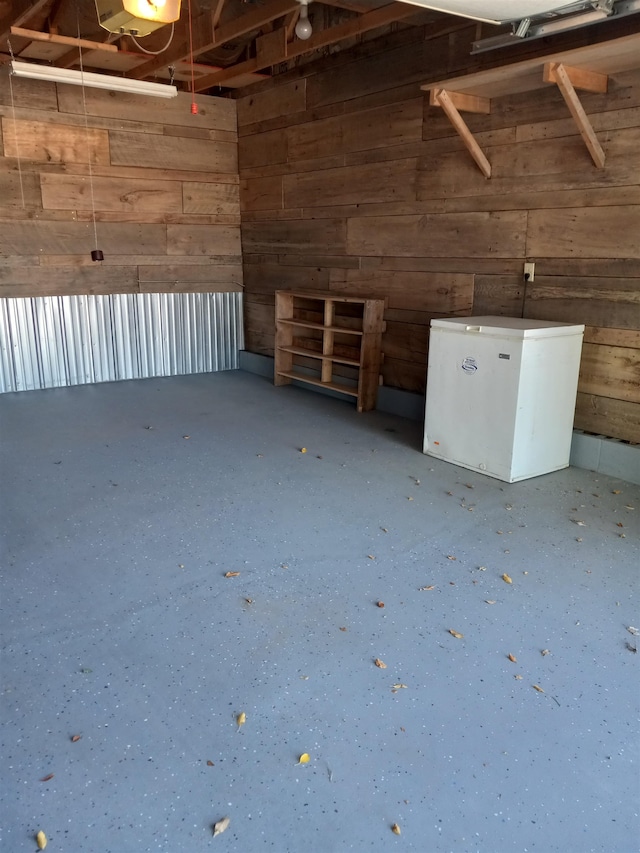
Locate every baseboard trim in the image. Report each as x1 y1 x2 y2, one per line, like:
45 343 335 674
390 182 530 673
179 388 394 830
239 351 639 485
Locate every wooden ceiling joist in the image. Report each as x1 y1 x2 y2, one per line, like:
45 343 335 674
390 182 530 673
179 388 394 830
10 25 118 53
195 1 416 89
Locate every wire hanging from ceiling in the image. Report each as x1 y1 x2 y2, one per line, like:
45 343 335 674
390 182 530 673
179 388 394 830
129 22 175 54
6 40 26 209
76 9 103 262
187 0 198 114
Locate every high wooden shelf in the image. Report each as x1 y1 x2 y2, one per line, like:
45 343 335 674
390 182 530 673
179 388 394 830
421 33 640 176
274 291 385 413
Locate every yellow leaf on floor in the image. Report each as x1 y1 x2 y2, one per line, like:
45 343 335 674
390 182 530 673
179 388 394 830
237 712 246 728
533 684 545 693
36 831 47 850
374 658 387 668
297 753 310 764
508 653 517 662
502 573 513 584
391 823 401 835
449 629 464 639
224 571 240 578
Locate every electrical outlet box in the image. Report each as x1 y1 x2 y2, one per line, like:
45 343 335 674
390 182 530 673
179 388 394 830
524 262 535 282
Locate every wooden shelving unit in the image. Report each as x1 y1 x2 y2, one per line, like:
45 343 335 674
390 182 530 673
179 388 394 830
274 291 385 413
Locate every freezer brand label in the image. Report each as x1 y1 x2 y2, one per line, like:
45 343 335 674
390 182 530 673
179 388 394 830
461 356 478 373
499 353 511 360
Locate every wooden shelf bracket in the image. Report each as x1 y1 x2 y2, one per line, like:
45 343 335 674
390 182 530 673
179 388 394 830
429 88 492 179
542 62 606 169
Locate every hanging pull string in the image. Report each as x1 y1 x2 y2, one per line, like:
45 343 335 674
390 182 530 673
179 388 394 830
76 9 101 260
6 40 26 209
130 22 175 55
187 0 197 114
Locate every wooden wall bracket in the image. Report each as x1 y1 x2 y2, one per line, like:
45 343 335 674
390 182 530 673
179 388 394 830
543 62 606 169
429 88 492 179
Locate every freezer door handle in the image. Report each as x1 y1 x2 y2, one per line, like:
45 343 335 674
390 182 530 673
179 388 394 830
465 325 482 332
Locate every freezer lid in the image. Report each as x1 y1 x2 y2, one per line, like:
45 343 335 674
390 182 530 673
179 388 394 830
430 316 585 339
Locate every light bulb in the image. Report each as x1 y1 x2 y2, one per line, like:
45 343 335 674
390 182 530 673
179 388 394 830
295 6 312 39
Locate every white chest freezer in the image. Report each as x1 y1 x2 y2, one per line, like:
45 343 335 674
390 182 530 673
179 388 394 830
423 316 585 483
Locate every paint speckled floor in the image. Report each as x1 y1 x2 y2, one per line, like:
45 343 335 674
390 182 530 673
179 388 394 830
1 371 638 853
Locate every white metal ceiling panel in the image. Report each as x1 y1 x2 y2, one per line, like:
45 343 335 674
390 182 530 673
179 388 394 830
396 1 580 24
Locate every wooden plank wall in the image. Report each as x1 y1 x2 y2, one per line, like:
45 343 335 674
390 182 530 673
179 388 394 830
237 27 640 443
0 78 242 296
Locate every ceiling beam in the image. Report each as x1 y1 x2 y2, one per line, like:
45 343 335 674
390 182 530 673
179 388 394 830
1 0 56 43
129 0 299 80
10 25 118 52
194 2 416 90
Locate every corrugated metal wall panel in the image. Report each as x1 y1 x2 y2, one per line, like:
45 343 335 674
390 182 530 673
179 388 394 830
0 292 243 393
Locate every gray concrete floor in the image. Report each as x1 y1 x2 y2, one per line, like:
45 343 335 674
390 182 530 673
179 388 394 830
1 371 638 853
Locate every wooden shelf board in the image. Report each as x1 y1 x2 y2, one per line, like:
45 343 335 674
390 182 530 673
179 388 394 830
421 33 640 99
278 318 363 335
284 290 385 306
280 345 361 367
276 370 359 397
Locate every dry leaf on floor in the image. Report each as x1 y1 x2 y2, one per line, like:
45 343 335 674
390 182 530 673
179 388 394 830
627 627 639 636
300 447 307 453
393 684 408 689
449 629 464 639
381 527 388 533
71 735 82 742
236 712 246 729
502 573 513 584
617 522 624 528
478 566 487 572
541 649 551 656
376 601 385 608
374 658 387 668
485 600 496 605
213 817 230 837
183 435 190 440
391 823 402 835
419 585 435 591
40 774 54 782
532 684 545 693
625 505 634 510
207 760 214 766
626 642 637 653
36 830 47 849
339 627 347 632
612 489 621 494
514 674 523 680
244 598 253 605
573 520 586 526
407 497 414 501
508 654 517 662
224 571 240 578
368 555 376 560
447 555 457 561
296 753 310 765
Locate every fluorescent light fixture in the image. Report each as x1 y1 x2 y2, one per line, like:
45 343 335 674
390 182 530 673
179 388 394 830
393 1 589 25
10 60 178 98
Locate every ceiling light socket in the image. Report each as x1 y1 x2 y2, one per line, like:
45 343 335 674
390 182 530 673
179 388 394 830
295 0 312 40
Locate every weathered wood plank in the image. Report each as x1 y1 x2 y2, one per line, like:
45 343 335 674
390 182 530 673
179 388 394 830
240 175 283 211
284 159 417 208
331 269 474 313
242 218 347 255
0 264 138 296
347 212 526 258
0 220 166 255
243 262 330 293
239 128 288 169
574 393 640 443
578 343 640 403
40 173 183 213
237 79 306 127
57 87 237 131
2 117 109 165
138 264 243 287
583 326 640 348
182 181 240 215
166 224 242 256
473 275 525 316
526 206 640 259
110 131 237 174
523 276 640 330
